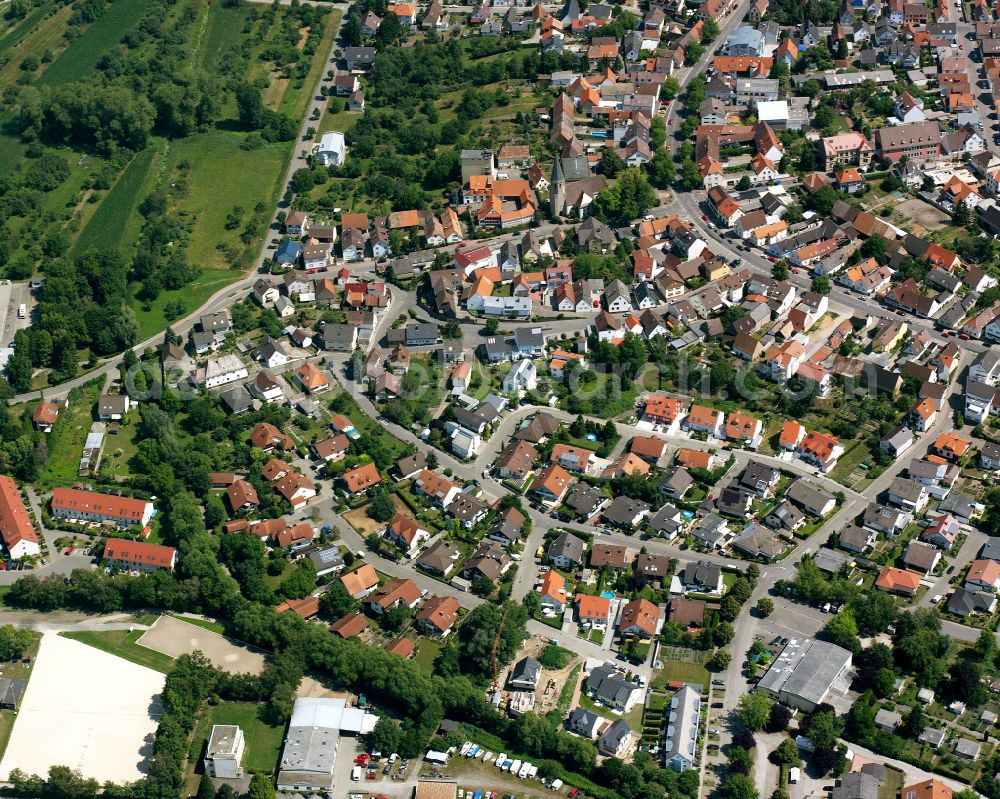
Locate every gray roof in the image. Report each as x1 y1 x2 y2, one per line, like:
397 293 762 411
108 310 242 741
588 664 637 707
690 514 729 547
682 559 721 587
514 326 545 349
307 546 345 574
278 698 376 788
406 322 440 344
512 656 540 685
665 684 700 765
786 479 835 515
863 503 907 531
757 638 852 708
833 772 878 799
567 706 602 732
766 500 805 531
938 492 978 520
838 525 872 552
219 385 252 414
598 718 632 752
549 532 586 564
603 496 650 527
660 466 694 496
566 485 607 515
889 476 926 503
648 504 683 536
0 678 24 709
732 524 786 559
739 461 779 494
948 587 995 615
981 538 1000 562
320 323 356 346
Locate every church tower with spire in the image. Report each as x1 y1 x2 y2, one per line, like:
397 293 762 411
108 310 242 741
550 155 565 217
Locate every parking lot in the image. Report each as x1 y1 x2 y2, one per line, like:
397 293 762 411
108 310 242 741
0 281 31 347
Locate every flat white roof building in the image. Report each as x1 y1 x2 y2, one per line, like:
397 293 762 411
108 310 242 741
756 101 789 126
204 724 245 779
276 697 378 792
316 131 347 167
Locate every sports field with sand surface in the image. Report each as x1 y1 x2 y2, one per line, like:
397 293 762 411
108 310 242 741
0 634 165 783
137 615 266 674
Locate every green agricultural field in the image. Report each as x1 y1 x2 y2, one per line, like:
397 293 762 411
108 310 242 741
0 2 68 92
73 143 165 255
36 0 150 86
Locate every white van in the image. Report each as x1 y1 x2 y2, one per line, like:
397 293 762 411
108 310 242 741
17 304 25 319
351 767 362 782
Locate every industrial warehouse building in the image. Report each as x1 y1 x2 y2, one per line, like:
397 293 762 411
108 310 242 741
276 697 378 792
756 638 853 712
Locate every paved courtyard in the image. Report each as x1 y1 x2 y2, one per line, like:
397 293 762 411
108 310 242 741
137 615 266 675
0 634 165 783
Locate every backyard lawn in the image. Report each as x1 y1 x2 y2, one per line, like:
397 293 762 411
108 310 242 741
36 379 103 491
413 639 443 673
651 659 710 689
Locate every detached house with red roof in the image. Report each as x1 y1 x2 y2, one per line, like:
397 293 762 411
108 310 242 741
684 404 725 438
874 566 921 596
342 463 382 495
618 598 661 638
416 595 460 636
796 429 844 473
576 594 613 630
249 422 293 452
540 569 567 612
383 514 430 557
365 578 421 614
967 559 1000 592
642 395 687 434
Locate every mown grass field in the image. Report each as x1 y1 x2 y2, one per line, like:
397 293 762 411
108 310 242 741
61 629 176 673
165 129 288 270
133 267 241 340
169 614 226 635
36 0 151 86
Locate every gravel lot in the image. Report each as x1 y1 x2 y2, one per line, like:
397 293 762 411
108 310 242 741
137 616 266 675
